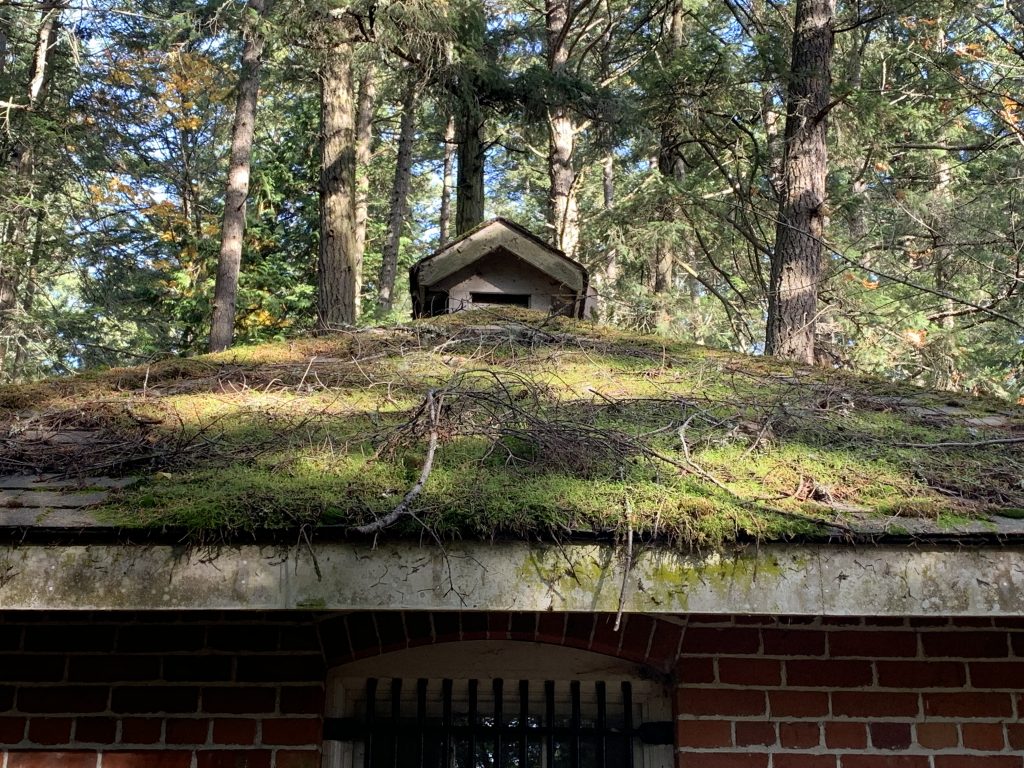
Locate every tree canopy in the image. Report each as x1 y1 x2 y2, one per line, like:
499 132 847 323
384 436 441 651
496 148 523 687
1 0 1023 400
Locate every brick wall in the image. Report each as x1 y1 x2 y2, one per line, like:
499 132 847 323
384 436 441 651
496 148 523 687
675 616 1024 768
3 611 1024 768
0 612 325 768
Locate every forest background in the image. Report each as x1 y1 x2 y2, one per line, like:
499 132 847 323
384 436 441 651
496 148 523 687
1 0 1023 400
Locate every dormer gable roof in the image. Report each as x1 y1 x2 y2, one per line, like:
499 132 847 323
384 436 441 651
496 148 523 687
410 218 588 295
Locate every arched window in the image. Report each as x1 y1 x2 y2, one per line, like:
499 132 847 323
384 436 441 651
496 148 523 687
323 640 674 768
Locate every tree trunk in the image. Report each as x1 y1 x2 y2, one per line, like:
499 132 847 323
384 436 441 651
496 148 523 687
209 0 269 353
651 0 686 329
354 60 377 265
0 1 65 378
601 152 617 286
455 100 484 236
438 114 456 247
765 0 835 364
377 72 418 313
0 9 9 79
317 31 359 329
545 0 579 260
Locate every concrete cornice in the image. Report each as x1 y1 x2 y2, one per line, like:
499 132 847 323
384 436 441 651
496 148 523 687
1 541 1022 615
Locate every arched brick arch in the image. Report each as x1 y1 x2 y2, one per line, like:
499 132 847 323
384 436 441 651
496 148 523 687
318 611 684 672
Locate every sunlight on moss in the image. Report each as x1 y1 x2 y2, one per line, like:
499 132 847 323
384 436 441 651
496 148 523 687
5 309 1021 544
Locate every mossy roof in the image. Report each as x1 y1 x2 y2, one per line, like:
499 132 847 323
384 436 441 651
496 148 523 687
2 309 1023 546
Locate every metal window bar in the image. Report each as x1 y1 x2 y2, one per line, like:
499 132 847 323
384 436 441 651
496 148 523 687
336 678 665 768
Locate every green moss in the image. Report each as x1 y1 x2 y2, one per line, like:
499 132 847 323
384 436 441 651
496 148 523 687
6 309 1023 544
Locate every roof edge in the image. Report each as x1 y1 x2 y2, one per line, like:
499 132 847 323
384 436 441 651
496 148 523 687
3 541 1023 615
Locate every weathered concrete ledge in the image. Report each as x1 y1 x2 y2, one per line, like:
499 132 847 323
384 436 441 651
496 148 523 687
1 542 1022 615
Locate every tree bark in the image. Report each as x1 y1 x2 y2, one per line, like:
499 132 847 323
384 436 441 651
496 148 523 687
317 27 360 329
652 0 686 328
1 1 65 378
377 72 418 313
545 0 579 260
455 100 484 236
765 0 835 364
209 0 269 353
354 60 376 266
438 114 456 247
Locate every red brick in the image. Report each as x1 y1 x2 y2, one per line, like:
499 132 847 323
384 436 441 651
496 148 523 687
1012 633 1024 656
825 722 866 749
923 692 1013 718
162 656 233 682
7 752 97 768
786 660 872 688
487 612 511 639
647 621 683 666
111 686 198 714
212 718 257 745
260 717 321 746
0 716 26 744
564 614 594 650
734 721 775 747
962 723 1006 751
841 758 929 768
681 628 759 655
774 757 836 768
18 687 109 714
119 717 162 744
762 629 826 656
68 656 160 683
25 626 115 652
0 655 65 682
589 615 621 657
829 631 918 658
275 752 322 768
921 632 1009 658
676 719 732 748
678 657 715 684
718 659 781 686
934 759 1022 768
870 722 912 751
832 692 919 718
374 612 409 651
917 723 959 749
165 718 209 744
536 613 566 645
780 722 820 749
202 687 276 714
27 717 73 745
236 656 323 683
195 752 272 768
969 662 1024 689
769 691 828 718
1008 724 1024 750
678 755 768 768
619 615 655 663
117 626 205 653
280 687 324 715
206 626 278 653
102 752 192 768
876 661 966 688
74 716 117 744
677 689 766 716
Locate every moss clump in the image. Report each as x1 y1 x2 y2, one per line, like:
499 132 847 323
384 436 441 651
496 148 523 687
4 309 1023 544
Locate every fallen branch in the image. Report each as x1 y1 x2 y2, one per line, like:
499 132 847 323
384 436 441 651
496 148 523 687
892 437 1024 449
353 389 440 534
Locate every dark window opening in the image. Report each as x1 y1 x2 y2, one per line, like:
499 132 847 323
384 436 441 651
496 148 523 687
327 678 670 768
422 291 449 317
470 293 531 308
